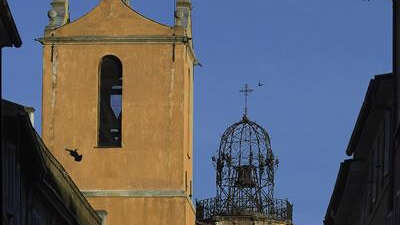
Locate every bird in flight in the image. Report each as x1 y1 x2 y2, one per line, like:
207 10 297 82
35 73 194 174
258 81 264 87
65 148 83 162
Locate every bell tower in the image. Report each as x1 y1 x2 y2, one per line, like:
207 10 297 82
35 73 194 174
39 0 196 224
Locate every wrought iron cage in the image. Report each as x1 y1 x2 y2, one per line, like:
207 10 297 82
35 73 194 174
197 114 292 222
213 115 277 214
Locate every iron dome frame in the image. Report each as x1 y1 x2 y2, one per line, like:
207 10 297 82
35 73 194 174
196 115 292 222
214 114 276 214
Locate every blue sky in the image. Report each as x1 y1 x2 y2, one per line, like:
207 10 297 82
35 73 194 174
2 0 393 224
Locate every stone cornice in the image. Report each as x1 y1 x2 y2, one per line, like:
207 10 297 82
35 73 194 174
36 35 197 65
82 189 185 197
81 189 196 212
36 35 191 45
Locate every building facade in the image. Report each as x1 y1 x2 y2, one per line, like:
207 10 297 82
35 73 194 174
2 100 102 225
38 0 196 224
0 0 22 144
0 0 21 69
393 0 400 224
324 74 395 225
326 0 400 224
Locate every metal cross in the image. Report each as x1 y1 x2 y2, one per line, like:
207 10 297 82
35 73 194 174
240 83 254 116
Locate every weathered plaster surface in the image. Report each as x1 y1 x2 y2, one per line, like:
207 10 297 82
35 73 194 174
41 0 195 225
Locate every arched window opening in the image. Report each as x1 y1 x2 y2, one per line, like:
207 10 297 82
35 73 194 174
98 55 122 147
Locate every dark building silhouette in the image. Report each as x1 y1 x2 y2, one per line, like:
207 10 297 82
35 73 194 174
2 100 102 225
393 0 400 224
0 0 21 97
324 74 396 225
326 1 400 224
394 0 400 127
0 0 21 57
0 0 22 143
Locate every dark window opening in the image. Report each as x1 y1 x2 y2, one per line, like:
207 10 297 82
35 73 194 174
185 171 188 192
189 180 192 198
98 55 122 147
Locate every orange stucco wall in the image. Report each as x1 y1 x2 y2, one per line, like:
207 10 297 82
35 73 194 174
40 0 195 224
89 197 188 225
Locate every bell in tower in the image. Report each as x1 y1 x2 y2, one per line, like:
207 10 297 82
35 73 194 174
235 165 256 188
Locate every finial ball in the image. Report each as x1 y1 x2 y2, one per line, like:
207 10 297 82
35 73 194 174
48 9 57 19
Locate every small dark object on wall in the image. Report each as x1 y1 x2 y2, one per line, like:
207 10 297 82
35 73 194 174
65 148 83 162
